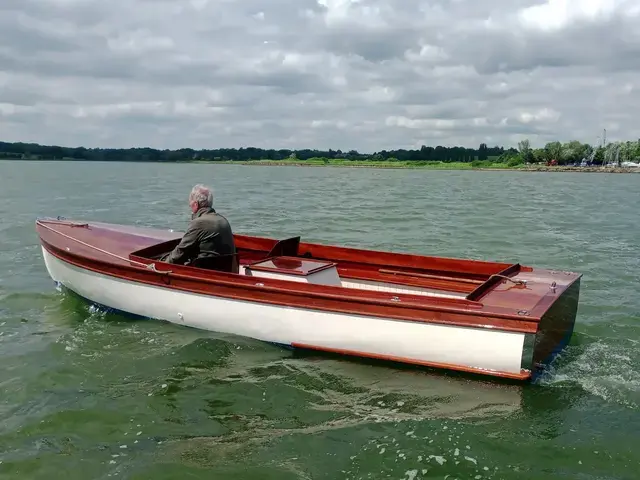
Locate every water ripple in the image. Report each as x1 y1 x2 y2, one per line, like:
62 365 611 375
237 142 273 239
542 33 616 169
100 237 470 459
1 161 639 479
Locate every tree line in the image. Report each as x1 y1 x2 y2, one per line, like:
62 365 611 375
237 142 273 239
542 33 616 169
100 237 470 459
507 139 640 167
1 139 638 165
0 140 500 162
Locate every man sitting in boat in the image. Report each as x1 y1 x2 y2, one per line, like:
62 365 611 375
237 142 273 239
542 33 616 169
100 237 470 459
161 184 237 270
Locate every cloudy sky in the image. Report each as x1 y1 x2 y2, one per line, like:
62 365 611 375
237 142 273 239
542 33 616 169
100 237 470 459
1 0 639 152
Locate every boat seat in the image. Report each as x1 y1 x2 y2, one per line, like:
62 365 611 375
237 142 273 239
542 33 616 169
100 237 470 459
190 253 239 274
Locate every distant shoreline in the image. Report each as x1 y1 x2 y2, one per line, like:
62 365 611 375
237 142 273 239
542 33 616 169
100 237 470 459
3 137 640 173
4 157 639 173
196 160 640 174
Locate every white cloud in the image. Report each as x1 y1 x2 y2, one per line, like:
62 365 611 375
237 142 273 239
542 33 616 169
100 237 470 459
0 0 639 151
519 0 640 31
518 108 561 124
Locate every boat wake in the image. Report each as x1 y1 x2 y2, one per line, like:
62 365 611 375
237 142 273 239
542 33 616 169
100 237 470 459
157 353 523 477
539 337 640 409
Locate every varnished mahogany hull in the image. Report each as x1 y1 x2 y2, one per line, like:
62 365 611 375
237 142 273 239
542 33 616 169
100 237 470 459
35 218 582 382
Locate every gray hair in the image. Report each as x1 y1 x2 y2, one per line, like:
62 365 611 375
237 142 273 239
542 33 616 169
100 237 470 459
189 184 214 208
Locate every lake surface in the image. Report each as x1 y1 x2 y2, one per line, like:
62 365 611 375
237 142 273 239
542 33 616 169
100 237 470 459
0 160 639 479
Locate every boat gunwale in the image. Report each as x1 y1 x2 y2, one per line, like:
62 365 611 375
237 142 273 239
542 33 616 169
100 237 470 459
120 223 583 322
238 233 517 278
37 219 487 310
35 218 582 329
39 237 544 334
334 266 476 294
126 238 491 313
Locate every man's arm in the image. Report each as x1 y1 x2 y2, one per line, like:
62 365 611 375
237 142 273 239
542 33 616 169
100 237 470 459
165 223 199 265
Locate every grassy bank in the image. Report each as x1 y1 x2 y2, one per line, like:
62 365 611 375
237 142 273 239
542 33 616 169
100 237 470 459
197 158 640 173
196 158 498 169
195 157 509 169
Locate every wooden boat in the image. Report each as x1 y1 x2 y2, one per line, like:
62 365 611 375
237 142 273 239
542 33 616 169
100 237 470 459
35 217 582 382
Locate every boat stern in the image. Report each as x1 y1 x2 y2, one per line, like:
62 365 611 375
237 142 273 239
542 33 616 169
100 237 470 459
526 273 582 381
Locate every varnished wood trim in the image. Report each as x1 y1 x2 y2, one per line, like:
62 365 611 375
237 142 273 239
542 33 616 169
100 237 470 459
531 279 581 374
128 253 484 312
236 234 515 277
467 263 522 301
129 236 479 293
37 217 579 326
379 268 484 285
41 241 541 334
291 342 532 381
339 267 476 294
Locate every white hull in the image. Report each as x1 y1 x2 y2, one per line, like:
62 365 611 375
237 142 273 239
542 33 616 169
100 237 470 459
42 247 527 375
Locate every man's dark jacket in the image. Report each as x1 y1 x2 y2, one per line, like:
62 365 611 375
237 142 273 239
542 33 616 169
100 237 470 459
165 207 236 265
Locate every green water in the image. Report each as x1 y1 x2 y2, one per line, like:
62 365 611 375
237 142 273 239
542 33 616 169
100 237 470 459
1 160 639 479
